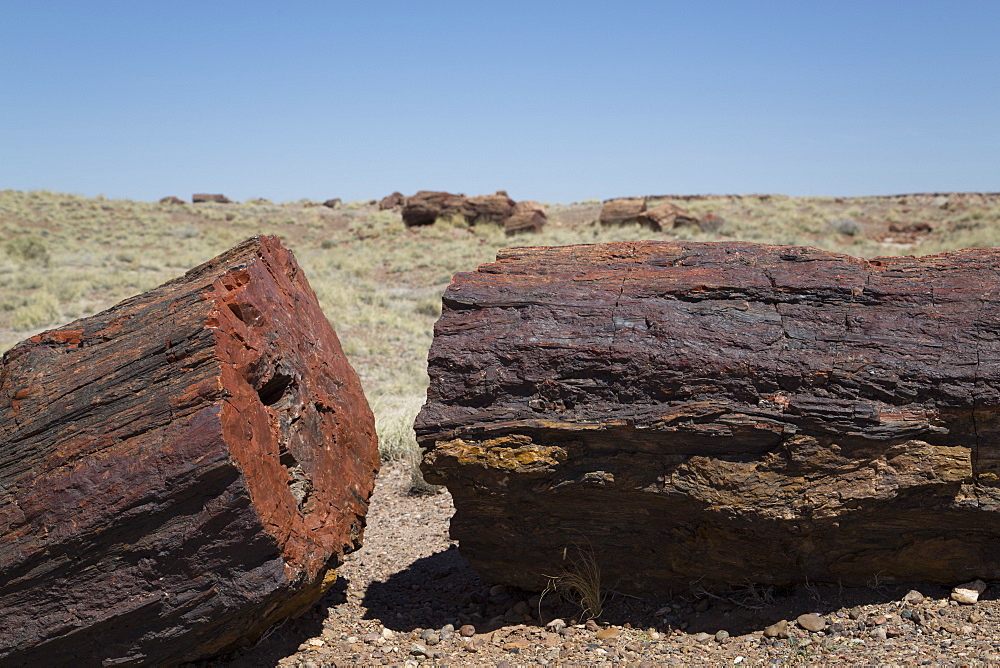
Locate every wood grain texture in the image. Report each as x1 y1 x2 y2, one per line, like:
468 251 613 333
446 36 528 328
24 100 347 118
416 241 1000 595
0 235 378 665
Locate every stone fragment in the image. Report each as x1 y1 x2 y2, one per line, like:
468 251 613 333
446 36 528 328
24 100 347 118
459 625 477 637
763 620 790 639
951 580 987 604
904 590 925 604
797 613 826 632
0 236 379 665
596 627 619 640
418 241 1000 595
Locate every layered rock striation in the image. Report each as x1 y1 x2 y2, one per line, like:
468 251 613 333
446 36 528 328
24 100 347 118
416 241 1000 596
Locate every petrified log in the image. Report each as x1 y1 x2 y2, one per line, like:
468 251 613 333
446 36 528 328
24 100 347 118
465 191 516 224
379 191 406 210
401 190 468 226
504 201 547 235
636 201 697 231
192 193 231 204
0 236 379 665
417 241 1000 596
598 197 646 226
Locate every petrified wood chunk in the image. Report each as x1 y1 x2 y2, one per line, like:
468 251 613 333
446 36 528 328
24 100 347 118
379 191 406 210
465 191 516 224
0 236 379 665
598 197 646 226
417 241 1000 596
504 201 547 235
401 190 469 226
636 201 697 231
192 193 231 204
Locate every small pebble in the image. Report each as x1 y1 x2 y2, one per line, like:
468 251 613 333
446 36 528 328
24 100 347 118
459 624 476 637
546 618 567 632
585 619 600 632
904 589 925 604
870 627 887 641
716 629 730 643
695 632 713 644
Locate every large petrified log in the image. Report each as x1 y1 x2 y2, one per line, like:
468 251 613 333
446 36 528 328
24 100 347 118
0 236 379 665
416 241 1000 596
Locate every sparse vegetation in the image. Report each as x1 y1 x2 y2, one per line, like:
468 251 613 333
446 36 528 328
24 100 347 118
2 189 999 465
543 543 605 621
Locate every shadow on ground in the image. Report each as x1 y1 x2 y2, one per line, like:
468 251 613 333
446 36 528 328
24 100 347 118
362 545 486 633
184 579 348 668
364 548 967 642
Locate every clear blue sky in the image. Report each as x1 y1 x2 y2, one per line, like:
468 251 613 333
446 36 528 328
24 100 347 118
2 1 998 203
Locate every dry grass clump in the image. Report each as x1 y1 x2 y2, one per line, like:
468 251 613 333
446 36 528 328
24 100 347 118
2 189 999 465
543 544 605 621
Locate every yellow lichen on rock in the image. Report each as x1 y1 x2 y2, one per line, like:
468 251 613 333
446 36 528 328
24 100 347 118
432 435 566 471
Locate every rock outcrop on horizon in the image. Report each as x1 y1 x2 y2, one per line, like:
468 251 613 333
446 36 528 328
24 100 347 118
0 236 379 665
416 241 1000 596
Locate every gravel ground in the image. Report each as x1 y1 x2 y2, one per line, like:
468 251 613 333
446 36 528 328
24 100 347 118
195 462 1000 667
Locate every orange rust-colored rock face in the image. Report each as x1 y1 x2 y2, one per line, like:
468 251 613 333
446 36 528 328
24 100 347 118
417 241 1000 596
0 236 378 665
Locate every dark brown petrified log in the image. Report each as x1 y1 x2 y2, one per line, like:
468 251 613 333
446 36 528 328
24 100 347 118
416 241 1000 596
0 236 379 665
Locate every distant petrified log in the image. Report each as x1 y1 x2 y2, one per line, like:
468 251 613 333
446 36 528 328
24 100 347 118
159 195 185 205
401 190 539 229
504 201 547 235
192 193 231 204
417 241 1000 596
636 201 698 231
322 197 342 209
465 191 516 224
599 197 647 226
401 190 468 226
0 236 379 665
379 191 406 210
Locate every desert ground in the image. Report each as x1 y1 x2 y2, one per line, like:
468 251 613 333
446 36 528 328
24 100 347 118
3 189 1000 666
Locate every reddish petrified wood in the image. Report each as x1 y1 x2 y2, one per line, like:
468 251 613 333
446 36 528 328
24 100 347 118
0 236 378 665
598 197 646 226
504 201 547 235
417 241 1000 596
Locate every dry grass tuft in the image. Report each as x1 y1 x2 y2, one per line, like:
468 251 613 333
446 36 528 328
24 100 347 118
543 543 605 620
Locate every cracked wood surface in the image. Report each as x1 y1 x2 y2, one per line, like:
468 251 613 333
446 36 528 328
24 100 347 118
416 241 1000 595
0 236 379 665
